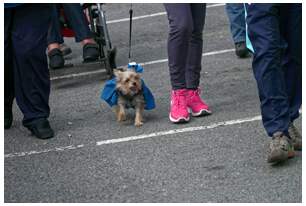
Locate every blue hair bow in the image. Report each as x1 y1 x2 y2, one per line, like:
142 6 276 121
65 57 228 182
127 62 144 73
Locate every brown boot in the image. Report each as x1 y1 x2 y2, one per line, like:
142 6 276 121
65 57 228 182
267 132 295 164
288 123 302 151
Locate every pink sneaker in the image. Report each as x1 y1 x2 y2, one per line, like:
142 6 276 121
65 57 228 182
186 88 212 117
169 89 190 123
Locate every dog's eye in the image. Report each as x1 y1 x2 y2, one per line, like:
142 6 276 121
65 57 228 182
124 79 129 83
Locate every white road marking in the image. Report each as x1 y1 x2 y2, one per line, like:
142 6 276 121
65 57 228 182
5 115 261 158
96 115 261 145
50 48 235 81
141 48 235 66
202 48 235 57
106 4 225 24
107 11 167 24
4 144 84 158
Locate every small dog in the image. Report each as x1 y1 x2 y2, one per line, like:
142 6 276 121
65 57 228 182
114 67 145 127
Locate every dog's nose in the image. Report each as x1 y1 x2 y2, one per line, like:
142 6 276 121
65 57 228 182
133 82 137 86
130 86 137 92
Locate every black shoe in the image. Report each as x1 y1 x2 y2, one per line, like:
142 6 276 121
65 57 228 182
48 48 65 69
235 41 249 58
59 43 72 56
4 106 13 129
83 43 99 62
25 118 54 139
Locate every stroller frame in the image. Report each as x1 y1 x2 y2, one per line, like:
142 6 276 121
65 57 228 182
86 4 117 77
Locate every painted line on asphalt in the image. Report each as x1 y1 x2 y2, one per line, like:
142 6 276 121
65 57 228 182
96 115 261 145
4 144 85 158
5 115 261 158
141 48 235 66
106 3 225 24
50 48 235 81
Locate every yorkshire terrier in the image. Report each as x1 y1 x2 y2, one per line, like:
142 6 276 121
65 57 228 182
114 67 145 127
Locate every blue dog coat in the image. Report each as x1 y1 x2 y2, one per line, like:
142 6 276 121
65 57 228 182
101 63 155 110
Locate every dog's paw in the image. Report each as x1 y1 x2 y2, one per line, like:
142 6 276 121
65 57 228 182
117 113 127 122
134 121 143 127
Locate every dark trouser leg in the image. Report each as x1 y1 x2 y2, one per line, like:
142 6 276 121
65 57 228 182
4 9 15 109
185 3 206 89
225 3 246 43
11 4 52 126
279 4 302 122
62 3 93 42
47 4 64 45
247 4 290 137
164 3 193 90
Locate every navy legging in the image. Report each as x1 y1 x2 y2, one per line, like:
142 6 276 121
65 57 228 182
164 3 206 90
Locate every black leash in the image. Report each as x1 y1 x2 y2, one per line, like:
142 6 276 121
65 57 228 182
128 4 133 63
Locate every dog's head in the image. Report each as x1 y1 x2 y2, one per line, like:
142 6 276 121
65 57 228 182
114 68 142 96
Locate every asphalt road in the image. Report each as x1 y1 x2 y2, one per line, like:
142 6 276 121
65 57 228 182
4 3 302 203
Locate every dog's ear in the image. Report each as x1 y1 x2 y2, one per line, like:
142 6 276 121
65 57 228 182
116 67 127 72
113 68 125 78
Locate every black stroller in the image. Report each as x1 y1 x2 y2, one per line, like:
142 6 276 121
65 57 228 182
60 3 116 77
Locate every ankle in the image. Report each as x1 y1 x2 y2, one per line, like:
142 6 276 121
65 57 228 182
172 88 187 94
48 43 60 53
81 38 96 46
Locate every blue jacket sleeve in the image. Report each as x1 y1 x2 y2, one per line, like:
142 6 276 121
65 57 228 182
101 78 118 107
141 80 156 110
